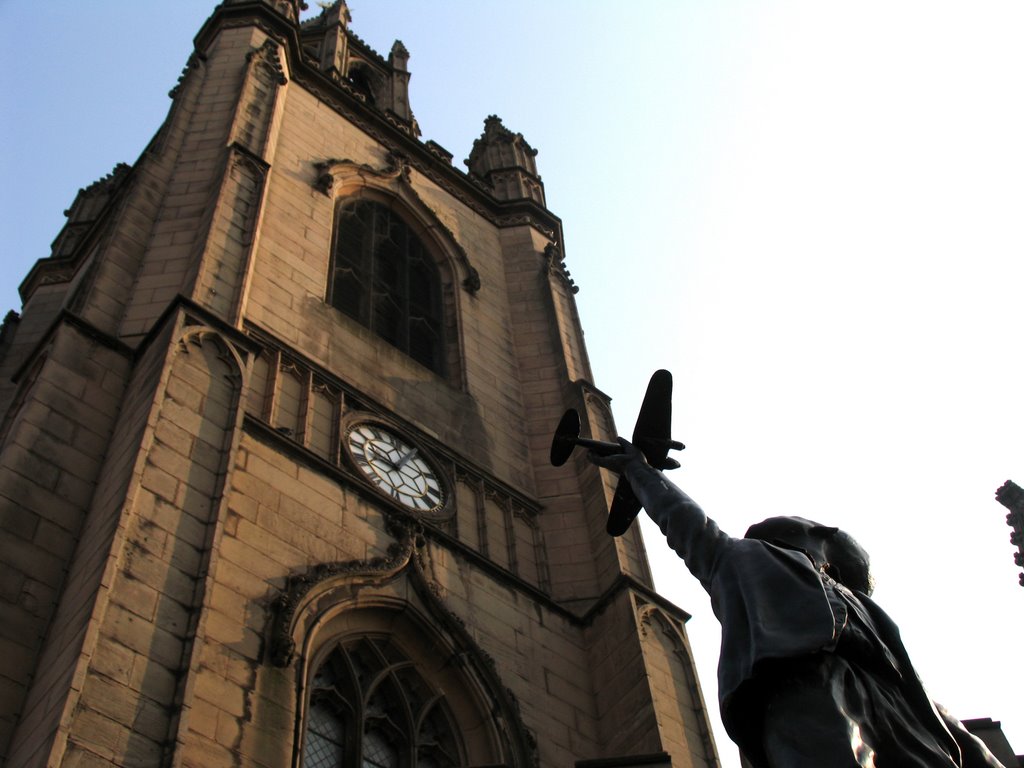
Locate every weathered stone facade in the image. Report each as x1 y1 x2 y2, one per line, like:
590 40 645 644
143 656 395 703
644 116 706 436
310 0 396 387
0 2 720 766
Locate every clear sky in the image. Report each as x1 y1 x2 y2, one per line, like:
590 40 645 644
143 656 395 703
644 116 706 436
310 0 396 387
2 1 1022 764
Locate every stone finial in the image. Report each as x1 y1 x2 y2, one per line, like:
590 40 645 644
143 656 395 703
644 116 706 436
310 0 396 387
319 1 351 78
386 40 413 124
389 40 410 71
467 116 538 174
327 0 351 27
466 116 545 205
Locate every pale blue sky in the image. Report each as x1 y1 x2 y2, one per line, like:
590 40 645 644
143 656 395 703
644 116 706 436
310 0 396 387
3 2 1022 763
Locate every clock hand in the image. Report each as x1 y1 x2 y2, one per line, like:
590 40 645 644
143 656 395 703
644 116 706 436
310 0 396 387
394 447 419 471
367 442 395 468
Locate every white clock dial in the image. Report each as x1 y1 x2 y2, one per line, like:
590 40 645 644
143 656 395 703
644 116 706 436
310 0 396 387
346 423 446 513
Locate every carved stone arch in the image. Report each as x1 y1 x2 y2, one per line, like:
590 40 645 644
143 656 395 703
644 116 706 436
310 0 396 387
583 388 617 444
636 600 719 764
175 325 247 380
271 523 420 666
274 528 537 767
637 601 685 644
314 155 481 296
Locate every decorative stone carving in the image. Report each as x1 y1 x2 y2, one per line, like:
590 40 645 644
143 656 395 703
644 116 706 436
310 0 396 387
467 115 538 177
176 324 247 385
313 154 482 294
462 267 482 294
466 116 546 205
494 214 556 240
387 40 413 125
425 140 453 164
406 536 540 768
583 389 616 445
43 163 133 262
168 52 205 100
208 7 562 241
543 242 578 294
269 518 419 666
314 154 408 196
317 1 351 79
37 269 77 287
246 39 288 86
268 522 539 766
299 4 418 130
636 601 719 762
63 164 132 223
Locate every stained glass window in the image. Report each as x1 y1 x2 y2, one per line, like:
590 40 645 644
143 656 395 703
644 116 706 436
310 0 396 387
330 200 444 375
302 637 463 768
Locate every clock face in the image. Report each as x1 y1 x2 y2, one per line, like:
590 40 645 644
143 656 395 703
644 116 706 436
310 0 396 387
346 423 446 513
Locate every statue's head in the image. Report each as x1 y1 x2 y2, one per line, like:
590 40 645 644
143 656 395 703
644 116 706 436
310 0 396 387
744 516 874 595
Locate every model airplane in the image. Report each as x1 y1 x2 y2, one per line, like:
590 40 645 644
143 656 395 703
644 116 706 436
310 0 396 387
550 369 684 536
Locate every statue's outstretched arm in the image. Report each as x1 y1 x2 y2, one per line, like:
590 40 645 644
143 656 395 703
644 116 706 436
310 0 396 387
590 438 731 586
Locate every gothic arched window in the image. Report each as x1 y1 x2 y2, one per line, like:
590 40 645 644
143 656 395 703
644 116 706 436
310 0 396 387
329 199 445 375
303 636 464 768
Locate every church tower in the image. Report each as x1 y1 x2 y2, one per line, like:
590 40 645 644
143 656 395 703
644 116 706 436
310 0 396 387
0 3 720 766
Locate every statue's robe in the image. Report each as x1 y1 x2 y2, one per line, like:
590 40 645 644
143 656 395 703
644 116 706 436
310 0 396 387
626 465 1003 768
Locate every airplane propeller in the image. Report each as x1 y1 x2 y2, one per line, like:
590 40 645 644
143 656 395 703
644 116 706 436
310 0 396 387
549 409 622 466
549 408 684 470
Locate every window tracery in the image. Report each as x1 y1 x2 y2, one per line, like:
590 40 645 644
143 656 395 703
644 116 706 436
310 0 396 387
329 199 444 375
303 636 464 768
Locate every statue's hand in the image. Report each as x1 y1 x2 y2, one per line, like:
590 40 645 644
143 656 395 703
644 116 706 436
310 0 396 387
588 437 647 475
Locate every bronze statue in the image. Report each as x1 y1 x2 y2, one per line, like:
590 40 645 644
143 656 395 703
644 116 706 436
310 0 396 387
590 438 1005 768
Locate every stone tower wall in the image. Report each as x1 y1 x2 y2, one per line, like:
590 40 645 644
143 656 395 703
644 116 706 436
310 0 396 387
0 4 720 767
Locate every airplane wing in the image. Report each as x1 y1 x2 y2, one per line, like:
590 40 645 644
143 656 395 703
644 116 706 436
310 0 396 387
607 478 642 536
632 369 675 469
